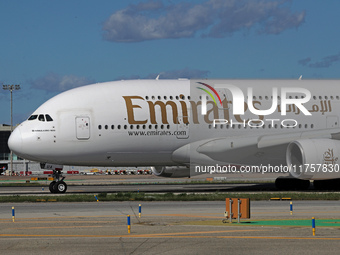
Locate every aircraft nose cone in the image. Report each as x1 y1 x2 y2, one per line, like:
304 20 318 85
8 127 23 156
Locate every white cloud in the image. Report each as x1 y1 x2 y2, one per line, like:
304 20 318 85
298 53 340 68
146 68 210 79
102 0 305 42
116 67 210 80
29 72 95 92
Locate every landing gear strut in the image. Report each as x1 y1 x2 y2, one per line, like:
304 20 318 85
49 170 67 193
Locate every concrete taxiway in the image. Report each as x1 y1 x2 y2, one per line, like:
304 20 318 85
1 201 340 254
0 182 277 195
0 174 281 195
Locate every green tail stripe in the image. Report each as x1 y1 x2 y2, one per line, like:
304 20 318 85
197 87 217 105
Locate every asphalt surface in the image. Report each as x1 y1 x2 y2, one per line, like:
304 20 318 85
1 175 340 254
0 182 277 195
1 201 340 254
0 174 282 195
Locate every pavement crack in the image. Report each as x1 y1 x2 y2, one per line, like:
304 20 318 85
119 237 127 255
129 238 149 255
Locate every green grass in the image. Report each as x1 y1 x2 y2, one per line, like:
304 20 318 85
0 192 339 203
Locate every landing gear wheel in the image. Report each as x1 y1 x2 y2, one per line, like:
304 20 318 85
49 169 67 193
53 181 67 193
49 181 57 193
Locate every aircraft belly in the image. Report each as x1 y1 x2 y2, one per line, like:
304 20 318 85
44 152 174 166
105 152 175 166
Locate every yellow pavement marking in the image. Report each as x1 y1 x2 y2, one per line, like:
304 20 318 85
1 233 340 241
131 229 264 236
216 236 340 240
251 211 340 215
0 229 264 239
147 214 221 218
11 226 105 230
0 220 117 224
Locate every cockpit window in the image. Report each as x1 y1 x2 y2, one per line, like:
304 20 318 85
28 114 53 122
45 114 53 122
28 115 38 121
38 114 45 122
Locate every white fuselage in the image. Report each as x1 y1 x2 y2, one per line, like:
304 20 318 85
8 79 340 171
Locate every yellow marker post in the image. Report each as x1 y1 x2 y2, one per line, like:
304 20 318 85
12 207 15 223
127 215 131 234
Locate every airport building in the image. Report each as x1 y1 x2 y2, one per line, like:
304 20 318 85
0 124 30 174
0 125 13 173
0 125 11 160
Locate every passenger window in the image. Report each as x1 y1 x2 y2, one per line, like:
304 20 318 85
45 114 53 122
28 115 38 121
38 114 45 122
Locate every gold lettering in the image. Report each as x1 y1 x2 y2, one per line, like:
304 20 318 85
189 101 201 124
123 96 147 124
180 101 189 124
234 102 248 123
251 101 264 123
204 101 218 124
147 101 179 124
222 98 231 122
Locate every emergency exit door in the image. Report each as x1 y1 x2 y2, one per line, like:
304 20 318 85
76 117 90 140
326 115 338 128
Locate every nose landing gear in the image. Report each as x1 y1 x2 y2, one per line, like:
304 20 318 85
49 170 67 193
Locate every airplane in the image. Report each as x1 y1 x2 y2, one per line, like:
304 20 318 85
8 78 340 193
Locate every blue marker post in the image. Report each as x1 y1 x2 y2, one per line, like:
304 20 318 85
94 195 99 202
12 206 15 223
312 217 316 236
290 201 293 215
139 204 142 218
127 215 131 234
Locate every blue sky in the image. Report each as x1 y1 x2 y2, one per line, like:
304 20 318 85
1 0 340 124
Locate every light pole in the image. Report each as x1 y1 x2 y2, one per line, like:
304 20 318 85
2 84 21 175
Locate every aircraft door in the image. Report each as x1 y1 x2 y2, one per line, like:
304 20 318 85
327 115 338 128
76 116 90 140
